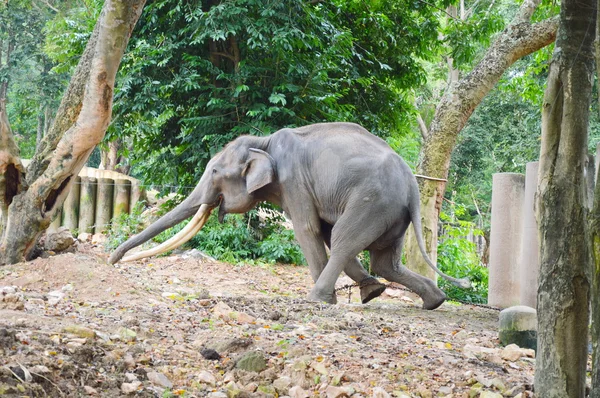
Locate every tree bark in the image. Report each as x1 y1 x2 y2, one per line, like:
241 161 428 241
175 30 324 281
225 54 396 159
0 0 146 264
0 100 25 242
404 0 559 280
590 1 600 394
534 0 595 393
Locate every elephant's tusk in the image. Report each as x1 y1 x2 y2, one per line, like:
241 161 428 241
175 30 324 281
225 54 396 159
121 204 213 263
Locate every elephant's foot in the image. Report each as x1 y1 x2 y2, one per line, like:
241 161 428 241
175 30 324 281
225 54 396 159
307 288 337 304
421 288 447 310
359 277 386 304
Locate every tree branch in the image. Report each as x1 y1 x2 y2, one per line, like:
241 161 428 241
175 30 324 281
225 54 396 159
416 114 429 140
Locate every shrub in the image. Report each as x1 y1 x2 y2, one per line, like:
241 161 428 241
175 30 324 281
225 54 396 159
437 211 489 304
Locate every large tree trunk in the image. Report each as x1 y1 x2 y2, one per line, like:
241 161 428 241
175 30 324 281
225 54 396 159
534 0 595 393
0 0 146 264
405 0 559 280
0 100 26 242
591 3 600 396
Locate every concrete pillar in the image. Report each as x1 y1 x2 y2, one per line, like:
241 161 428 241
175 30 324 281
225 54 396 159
62 176 81 231
130 179 144 207
49 208 62 232
488 173 525 308
519 162 539 308
78 177 97 234
595 143 600 185
95 178 114 233
113 179 131 217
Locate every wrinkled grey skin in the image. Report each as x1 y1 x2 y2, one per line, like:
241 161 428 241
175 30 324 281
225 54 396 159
110 123 469 310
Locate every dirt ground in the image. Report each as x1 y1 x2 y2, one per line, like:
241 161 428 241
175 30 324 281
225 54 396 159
0 243 538 397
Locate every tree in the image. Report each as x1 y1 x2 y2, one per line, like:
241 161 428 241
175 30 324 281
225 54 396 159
94 0 444 192
0 0 146 264
405 0 558 280
534 0 596 393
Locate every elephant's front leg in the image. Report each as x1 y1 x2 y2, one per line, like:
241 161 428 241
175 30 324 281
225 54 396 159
291 219 337 303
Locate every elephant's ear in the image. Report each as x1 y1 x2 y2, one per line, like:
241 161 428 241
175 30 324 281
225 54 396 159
244 148 275 194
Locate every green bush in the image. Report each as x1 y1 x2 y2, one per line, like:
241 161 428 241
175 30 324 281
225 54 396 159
152 205 305 265
437 211 489 304
104 202 148 251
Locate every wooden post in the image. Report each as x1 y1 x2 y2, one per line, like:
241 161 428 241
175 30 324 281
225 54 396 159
114 179 131 217
62 176 81 232
78 176 97 234
95 178 114 233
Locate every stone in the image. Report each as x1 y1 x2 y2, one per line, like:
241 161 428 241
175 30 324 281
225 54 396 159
62 325 96 339
117 327 137 342
438 386 453 395
235 351 267 372
479 392 503 398
326 385 351 398
45 227 75 252
121 381 142 394
289 385 310 398
147 371 173 388
84 385 98 395
499 306 537 350
372 387 390 398
213 301 234 319
501 344 525 362
198 370 217 386
273 376 291 393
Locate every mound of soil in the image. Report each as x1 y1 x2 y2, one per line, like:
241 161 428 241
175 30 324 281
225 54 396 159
0 244 535 397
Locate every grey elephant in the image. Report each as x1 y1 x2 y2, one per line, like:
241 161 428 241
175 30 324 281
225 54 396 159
109 122 470 309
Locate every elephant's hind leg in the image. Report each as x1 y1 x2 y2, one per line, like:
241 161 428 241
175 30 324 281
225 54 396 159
320 221 386 303
370 246 446 310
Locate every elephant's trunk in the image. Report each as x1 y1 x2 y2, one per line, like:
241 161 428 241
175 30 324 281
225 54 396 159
119 204 213 263
108 196 210 264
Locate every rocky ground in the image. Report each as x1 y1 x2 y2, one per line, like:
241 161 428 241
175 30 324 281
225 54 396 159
0 243 539 397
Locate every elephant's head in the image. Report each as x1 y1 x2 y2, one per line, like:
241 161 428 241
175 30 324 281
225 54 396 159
108 136 275 264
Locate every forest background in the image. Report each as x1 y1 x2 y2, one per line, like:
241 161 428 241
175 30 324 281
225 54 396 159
2 0 595 303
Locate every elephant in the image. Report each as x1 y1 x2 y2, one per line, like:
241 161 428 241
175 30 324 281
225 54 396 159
109 122 470 309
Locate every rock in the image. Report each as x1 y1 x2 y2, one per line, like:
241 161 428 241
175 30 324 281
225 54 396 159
501 344 525 362
213 301 234 319
273 376 291 394
125 373 138 382
490 378 506 393
63 325 96 339
201 348 221 360
198 370 217 386
416 387 432 398
235 351 267 372
325 385 351 398
479 392 503 398
117 328 137 342
289 385 310 398
124 353 136 369
121 381 142 394
311 361 328 375
438 386 453 395
0 291 24 310
233 311 256 324
77 232 92 242
147 371 173 388
257 384 277 395
84 385 98 395
208 392 228 398
30 365 50 374
372 387 390 398
47 290 65 305
498 306 537 350
244 382 259 392
45 227 74 252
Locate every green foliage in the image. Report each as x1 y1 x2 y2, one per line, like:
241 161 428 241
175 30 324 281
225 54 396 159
153 206 305 265
1 0 67 157
437 209 488 304
104 202 148 251
92 0 445 191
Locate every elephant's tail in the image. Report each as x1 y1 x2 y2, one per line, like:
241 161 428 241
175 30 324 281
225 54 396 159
409 193 471 289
